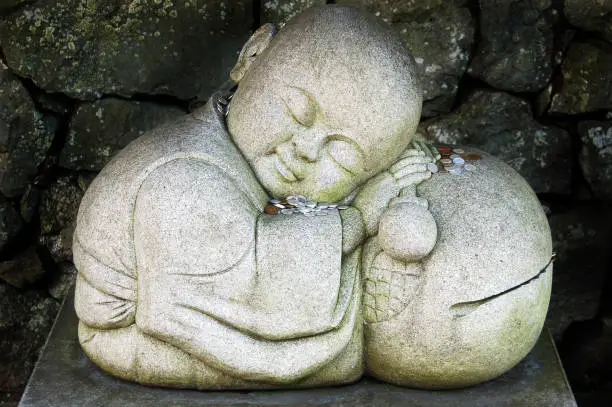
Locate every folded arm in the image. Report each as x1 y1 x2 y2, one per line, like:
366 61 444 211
131 158 359 381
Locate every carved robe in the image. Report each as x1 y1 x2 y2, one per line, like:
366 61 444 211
73 94 363 388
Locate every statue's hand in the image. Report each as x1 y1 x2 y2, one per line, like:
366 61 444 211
389 149 433 189
409 135 441 163
354 150 433 236
388 148 433 209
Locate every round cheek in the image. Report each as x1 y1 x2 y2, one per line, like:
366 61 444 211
311 159 356 201
253 157 286 197
229 96 295 162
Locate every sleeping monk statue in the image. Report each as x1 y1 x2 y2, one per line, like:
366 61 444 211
73 5 553 390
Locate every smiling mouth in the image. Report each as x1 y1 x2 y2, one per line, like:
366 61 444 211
274 155 298 182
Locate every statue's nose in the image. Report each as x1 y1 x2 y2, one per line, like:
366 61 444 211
293 129 328 162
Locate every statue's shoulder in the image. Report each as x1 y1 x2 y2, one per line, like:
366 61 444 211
84 100 234 199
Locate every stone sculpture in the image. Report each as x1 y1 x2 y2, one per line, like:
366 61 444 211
73 5 553 390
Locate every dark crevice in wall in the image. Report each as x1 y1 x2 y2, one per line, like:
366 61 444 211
597 238 612 318
101 92 191 112
449 76 494 111
18 77 76 117
0 76 76 267
17 76 76 181
253 0 262 30
0 1 34 18
0 222 37 261
32 245 63 292
542 110 610 207
567 23 612 47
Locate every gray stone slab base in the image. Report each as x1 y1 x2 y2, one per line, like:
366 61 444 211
19 287 577 407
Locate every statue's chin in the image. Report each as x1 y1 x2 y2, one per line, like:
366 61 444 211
257 172 349 202
268 185 352 203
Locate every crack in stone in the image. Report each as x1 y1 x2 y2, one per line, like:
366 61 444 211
450 255 554 318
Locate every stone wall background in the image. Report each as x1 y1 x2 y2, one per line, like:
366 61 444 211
0 0 611 405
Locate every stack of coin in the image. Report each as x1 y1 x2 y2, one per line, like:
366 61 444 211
440 158 453 167
264 195 348 216
426 163 439 173
216 92 234 117
433 145 480 176
437 145 452 157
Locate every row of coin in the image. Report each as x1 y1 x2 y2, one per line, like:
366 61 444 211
264 195 349 216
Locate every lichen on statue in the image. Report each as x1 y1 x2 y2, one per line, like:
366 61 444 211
73 5 553 390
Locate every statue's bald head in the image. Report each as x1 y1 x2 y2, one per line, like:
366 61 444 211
229 5 422 201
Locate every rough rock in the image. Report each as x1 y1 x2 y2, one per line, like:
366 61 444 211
0 247 45 289
336 1 474 116
59 99 184 171
546 204 612 339
335 0 468 24
40 226 74 264
19 184 41 224
468 0 554 92
420 90 572 194
578 120 612 200
48 262 76 301
39 174 84 235
0 63 56 198
0 282 59 392
0 0 253 100
564 0 612 43
0 195 23 253
395 4 475 116
261 0 326 27
550 41 612 114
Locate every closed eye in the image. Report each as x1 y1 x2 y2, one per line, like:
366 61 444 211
327 138 364 175
282 87 318 128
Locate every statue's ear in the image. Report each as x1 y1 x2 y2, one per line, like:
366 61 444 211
230 23 277 83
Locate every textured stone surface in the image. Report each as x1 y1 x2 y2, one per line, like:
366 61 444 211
550 41 612 114
74 99 363 389
395 3 474 116
364 148 552 388
468 0 554 92
578 121 612 200
39 174 84 235
0 64 55 198
0 283 58 392
420 90 572 194
59 99 184 171
547 204 612 339
564 0 612 43
39 226 74 264
72 6 552 390
336 1 474 116
0 0 253 100
261 0 325 26
0 247 45 289
335 0 468 24
19 291 577 406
